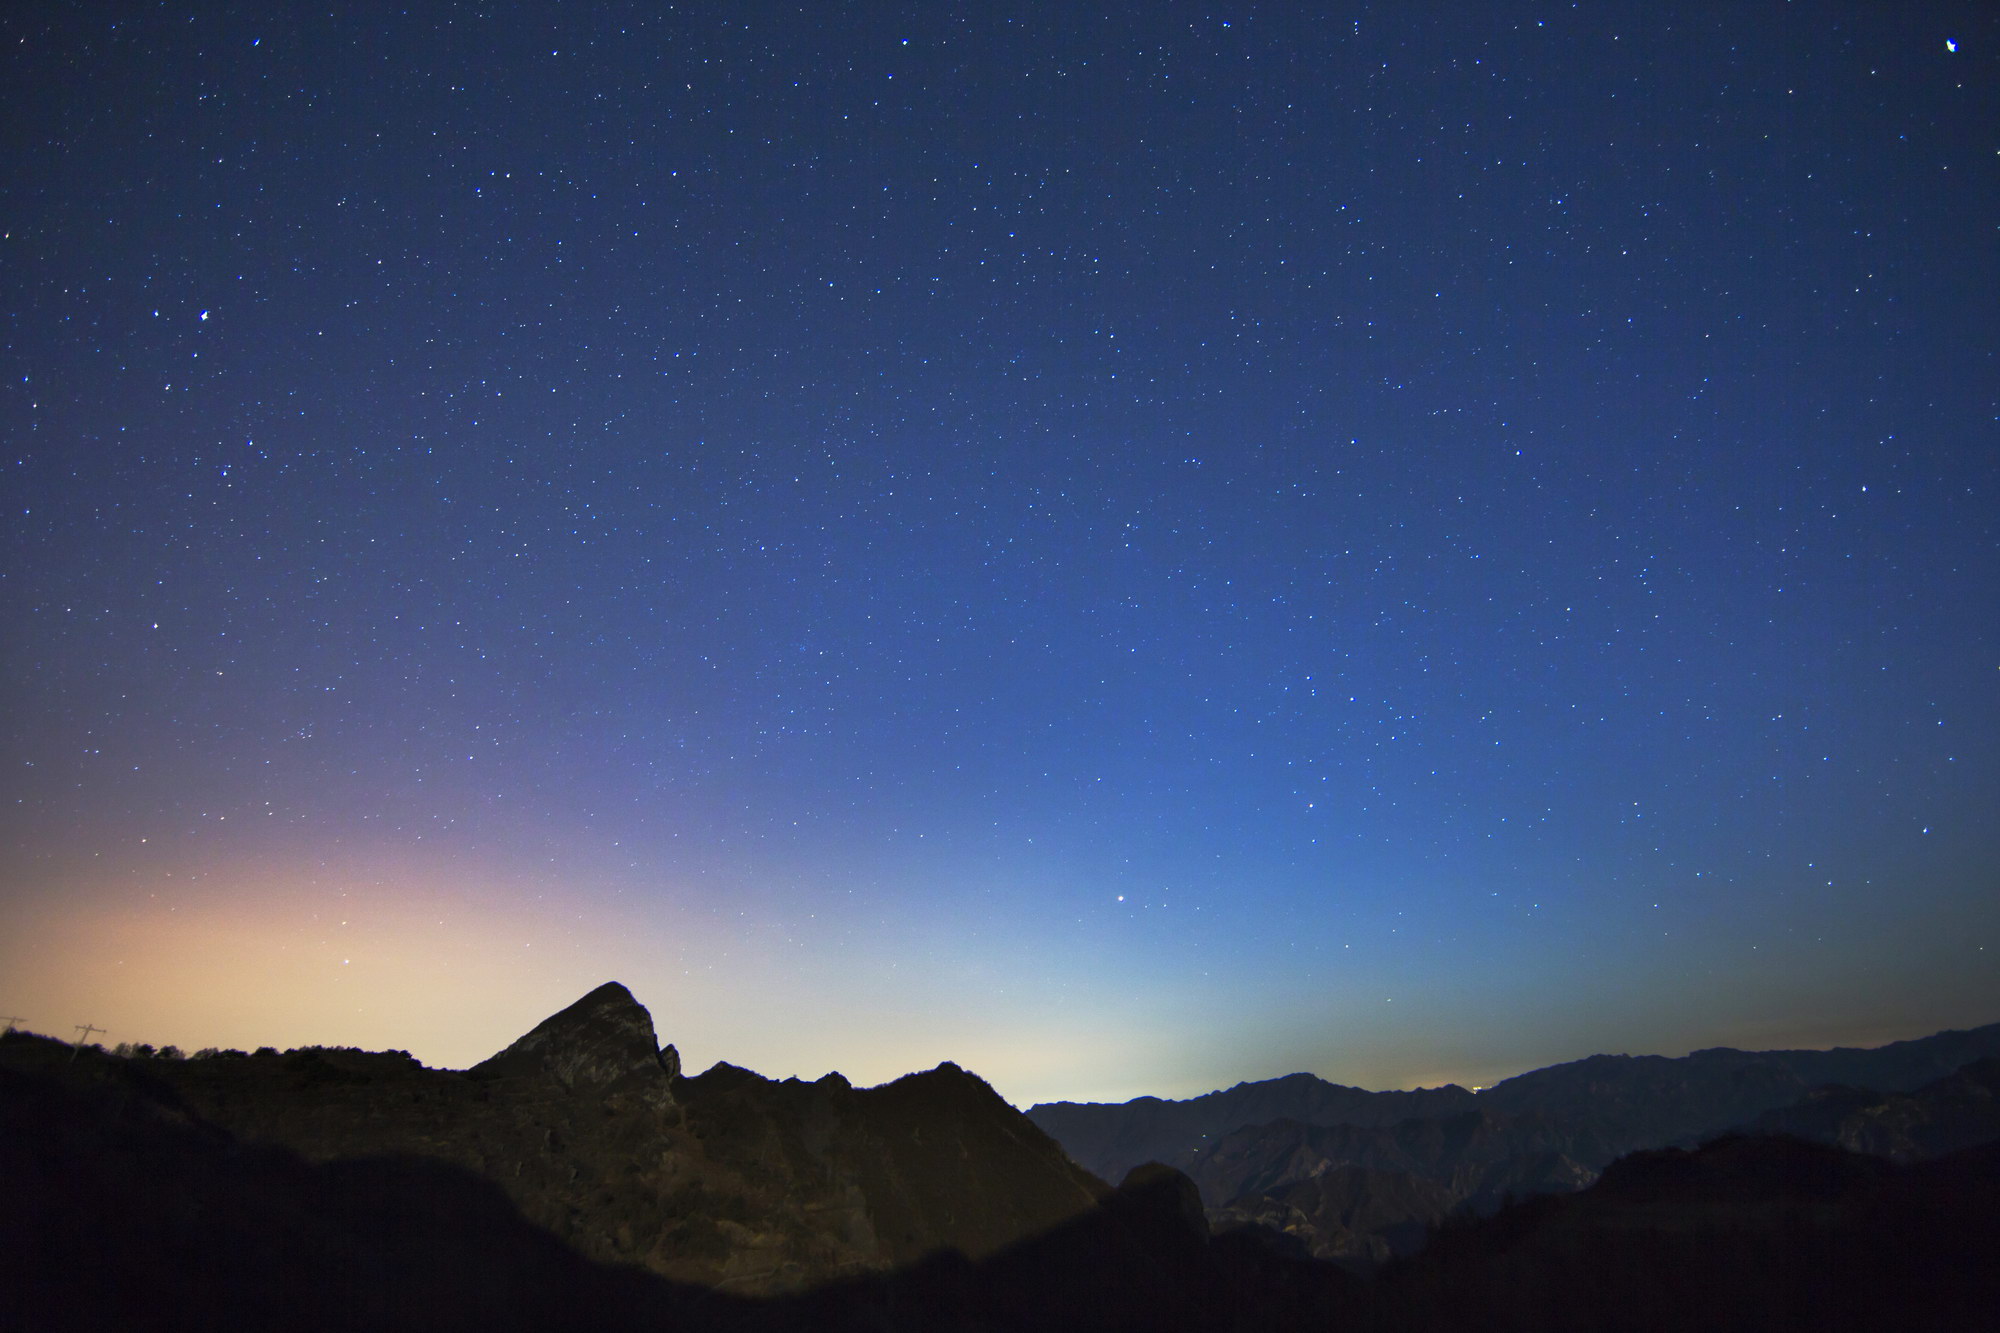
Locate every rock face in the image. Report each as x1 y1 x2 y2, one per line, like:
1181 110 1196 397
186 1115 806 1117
468 981 678 1105
96 982 1107 1296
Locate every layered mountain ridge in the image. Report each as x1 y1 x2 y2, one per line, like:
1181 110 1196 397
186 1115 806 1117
1028 1020 2000 1189
1026 1020 2000 1264
1027 1074 1480 1189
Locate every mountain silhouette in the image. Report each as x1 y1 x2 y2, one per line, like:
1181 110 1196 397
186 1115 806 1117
8 996 2000 1331
1027 1073 1478 1186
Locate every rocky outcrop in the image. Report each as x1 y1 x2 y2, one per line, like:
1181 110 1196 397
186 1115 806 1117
468 981 679 1106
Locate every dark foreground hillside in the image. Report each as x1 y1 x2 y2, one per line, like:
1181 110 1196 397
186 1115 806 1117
1360 1134 2000 1333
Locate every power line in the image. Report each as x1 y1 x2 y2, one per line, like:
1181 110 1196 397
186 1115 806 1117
70 1023 105 1062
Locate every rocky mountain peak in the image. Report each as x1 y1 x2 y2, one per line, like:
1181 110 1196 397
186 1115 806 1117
468 981 677 1102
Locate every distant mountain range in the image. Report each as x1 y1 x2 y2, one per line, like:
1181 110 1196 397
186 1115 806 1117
5 987 1998 1331
1027 1074 1480 1191
1027 1021 2000 1263
1473 1024 2000 1159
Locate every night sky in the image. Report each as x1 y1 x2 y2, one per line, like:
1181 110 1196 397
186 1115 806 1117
4 1 1996 1107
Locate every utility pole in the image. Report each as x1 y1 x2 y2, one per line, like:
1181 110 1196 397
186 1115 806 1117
0 1016 23 1033
70 1023 105 1062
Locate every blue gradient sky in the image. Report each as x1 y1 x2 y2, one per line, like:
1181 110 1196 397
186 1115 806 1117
4 1 1996 1106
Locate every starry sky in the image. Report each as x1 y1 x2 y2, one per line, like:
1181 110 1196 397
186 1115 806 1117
4 1 1996 1107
